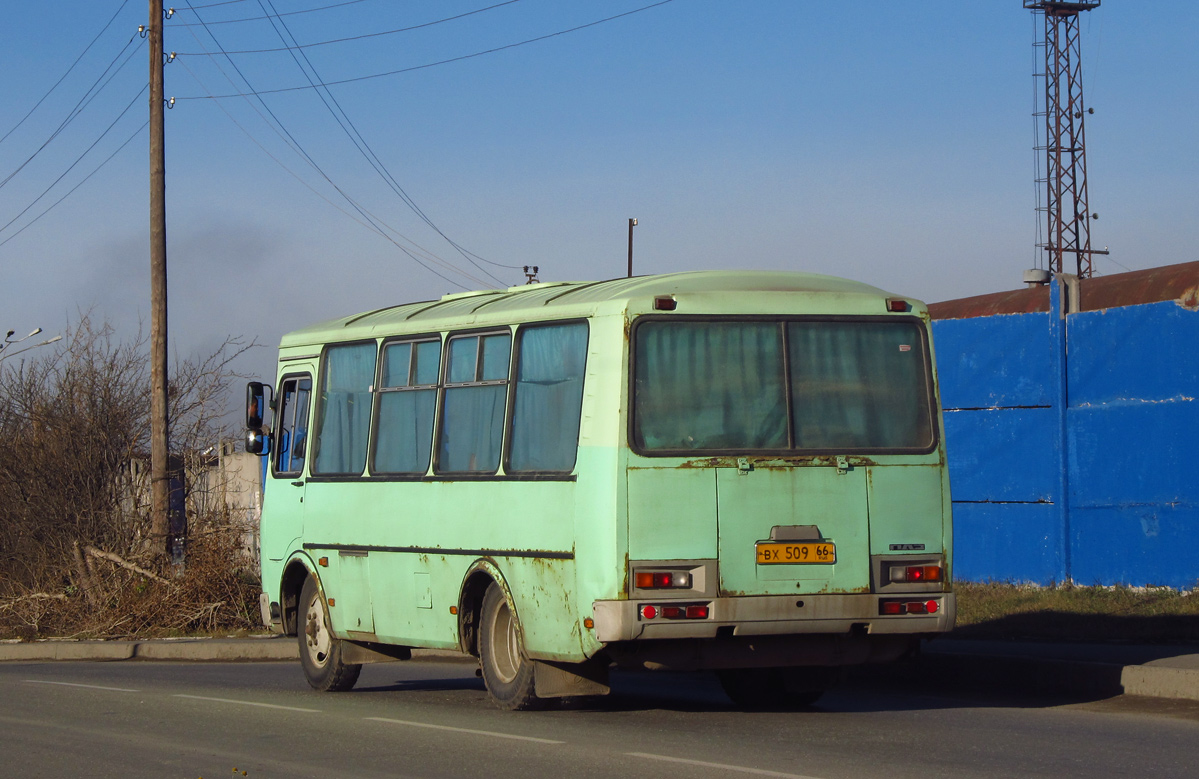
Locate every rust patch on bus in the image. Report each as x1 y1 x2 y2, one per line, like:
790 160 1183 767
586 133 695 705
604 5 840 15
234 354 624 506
675 455 878 469
676 456 733 469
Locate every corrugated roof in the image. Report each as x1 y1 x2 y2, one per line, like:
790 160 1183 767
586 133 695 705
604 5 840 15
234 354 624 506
928 261 1199 320
927 286 1051 320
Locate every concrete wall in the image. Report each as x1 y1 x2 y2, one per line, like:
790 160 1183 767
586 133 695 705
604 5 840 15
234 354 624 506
930 263 1199 588
117 441 262 562
190 441 262 560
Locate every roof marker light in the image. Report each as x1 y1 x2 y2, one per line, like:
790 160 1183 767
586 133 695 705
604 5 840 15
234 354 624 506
653 296 677 311
886 298 908 312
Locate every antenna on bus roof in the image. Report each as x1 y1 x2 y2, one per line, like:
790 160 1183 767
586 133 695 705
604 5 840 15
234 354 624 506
627 218 638 278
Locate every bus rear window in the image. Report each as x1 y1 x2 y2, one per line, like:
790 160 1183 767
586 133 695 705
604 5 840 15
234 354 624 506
632 319 934 454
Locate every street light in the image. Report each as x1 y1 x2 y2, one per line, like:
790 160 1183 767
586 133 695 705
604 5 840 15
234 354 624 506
0 328 63 363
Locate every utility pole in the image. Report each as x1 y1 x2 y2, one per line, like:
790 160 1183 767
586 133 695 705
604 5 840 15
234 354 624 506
627 218 637 278
148 0 171 558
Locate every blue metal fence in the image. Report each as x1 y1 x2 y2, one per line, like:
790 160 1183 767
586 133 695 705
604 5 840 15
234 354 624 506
931 266 1199 588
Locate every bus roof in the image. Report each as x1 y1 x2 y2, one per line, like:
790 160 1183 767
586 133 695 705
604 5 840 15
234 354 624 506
279 270 912 348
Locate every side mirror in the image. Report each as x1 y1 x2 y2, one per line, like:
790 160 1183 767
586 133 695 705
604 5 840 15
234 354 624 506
246 427 271 456
246 381 272 428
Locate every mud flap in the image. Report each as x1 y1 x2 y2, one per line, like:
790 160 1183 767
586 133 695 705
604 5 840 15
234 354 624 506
533 657 611 698
341 641 413 665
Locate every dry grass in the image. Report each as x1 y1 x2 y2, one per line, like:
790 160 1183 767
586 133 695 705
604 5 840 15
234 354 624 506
0 527 260 641
954 582 1199 644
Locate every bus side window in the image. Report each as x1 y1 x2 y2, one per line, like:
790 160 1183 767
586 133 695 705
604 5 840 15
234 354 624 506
312 342 377 476
438 332 510 474
373 339 440 475
508 322 588 473
275 375 312 476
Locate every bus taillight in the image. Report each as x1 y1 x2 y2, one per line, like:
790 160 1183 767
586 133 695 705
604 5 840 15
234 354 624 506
640 603 711 620
880 599 940 616
635 570 692 589
889 565 943 584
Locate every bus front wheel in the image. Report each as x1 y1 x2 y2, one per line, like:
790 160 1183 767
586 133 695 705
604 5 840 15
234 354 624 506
298 576 362 692
479 583 540 710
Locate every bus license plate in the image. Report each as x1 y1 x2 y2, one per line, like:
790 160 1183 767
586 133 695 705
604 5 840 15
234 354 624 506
756 542 836 565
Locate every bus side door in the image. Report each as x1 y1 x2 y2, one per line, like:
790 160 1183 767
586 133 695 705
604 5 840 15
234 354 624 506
262 370 313 563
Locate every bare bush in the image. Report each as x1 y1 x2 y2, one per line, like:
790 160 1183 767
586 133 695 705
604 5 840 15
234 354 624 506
0 315 259 639
0 526 259 639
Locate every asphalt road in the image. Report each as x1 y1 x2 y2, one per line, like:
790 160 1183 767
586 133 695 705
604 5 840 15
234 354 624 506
2 659 1198 779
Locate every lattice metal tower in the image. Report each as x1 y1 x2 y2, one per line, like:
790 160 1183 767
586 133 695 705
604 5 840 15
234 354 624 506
1026 1 1101 278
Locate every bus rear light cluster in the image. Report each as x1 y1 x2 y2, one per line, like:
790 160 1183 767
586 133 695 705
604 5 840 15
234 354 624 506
880 599 940 616
639 604 710 621
635 570 692 589
889 565 943 584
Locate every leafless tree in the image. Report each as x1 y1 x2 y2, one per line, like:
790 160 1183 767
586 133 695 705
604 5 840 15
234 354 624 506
0 315 260 638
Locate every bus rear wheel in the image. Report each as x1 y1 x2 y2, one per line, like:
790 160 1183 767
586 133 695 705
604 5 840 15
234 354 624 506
479 583 540 710
717 667 833 710
298 576 362 692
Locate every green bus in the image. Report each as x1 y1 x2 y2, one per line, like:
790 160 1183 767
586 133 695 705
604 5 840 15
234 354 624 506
246 270 954 709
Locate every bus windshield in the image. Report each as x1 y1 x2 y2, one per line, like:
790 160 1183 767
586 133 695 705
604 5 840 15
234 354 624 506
632 318 935 454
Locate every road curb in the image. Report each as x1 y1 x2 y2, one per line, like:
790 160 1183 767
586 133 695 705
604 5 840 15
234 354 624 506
0 637 474 664
0 642 138 662
1119 665 1199 701
0 638 295 662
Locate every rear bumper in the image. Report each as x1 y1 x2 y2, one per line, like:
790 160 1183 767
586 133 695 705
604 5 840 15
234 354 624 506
593 591 955 643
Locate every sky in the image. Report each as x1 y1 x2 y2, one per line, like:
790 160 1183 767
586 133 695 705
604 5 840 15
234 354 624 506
1 0 1196 387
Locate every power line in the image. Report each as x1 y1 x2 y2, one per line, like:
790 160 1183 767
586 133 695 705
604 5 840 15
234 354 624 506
1 33 144 191
172 0 523 49
180 0 256 9
0 121 147 251
175 0 680 99
0 86 148 240
179 1 491 289
252 0 515 281
176 56 397 240
170 0 383 27
254 0 504 281
0 0 134 147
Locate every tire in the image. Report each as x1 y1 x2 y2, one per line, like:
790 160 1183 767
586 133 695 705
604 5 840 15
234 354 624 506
298 576 362 692
478 582 540 710
717 666 834 710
